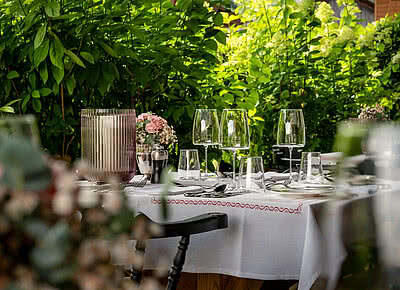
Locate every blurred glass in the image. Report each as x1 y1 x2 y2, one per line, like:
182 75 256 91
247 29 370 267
81 109 136 183
0 114 40 145
239 157 265 192
178 149 200 180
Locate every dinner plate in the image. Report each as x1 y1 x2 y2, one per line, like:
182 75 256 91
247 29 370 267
270 186 334 196
286 182 335 190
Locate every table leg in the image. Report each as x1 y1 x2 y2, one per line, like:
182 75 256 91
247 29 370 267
197 273 264 290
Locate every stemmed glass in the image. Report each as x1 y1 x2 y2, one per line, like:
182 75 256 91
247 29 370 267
192 109 220 178
276 109 305 181
219 109 250 189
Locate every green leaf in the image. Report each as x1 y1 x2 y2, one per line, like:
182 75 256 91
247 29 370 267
0 106 15 113
32 90 40 99
66 75 76 95
50 35 65 69
34 39 49 68
51 64 64 85
32 98 42 112
6 71 19 79
45 1 60 17
39 88 52 96
3 99 20 107
22 94 31 111
29 73 37 90
34 24 47 50
4 81 11 98
65 50 86 68
110 62 119 81
102 62 116 83
214 13 223 26
80 51 95 64
215 31 226 45
24 11 38 32
39 62 48 84
204 39 218 51
98 40 118 58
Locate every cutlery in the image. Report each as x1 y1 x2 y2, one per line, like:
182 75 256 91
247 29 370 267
184 184 228 198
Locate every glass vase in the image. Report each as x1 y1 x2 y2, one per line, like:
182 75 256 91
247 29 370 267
81 109 136 183
136 144 153 180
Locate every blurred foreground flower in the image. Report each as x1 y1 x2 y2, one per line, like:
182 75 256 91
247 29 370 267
0 134 140 289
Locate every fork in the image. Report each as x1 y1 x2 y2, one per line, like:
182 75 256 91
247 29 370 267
265 178 291 190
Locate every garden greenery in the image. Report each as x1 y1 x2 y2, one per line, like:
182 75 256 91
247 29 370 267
1 0 400 168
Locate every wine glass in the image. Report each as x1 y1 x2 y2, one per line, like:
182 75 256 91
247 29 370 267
276 109 305 181
219 109 250 189
192 109 220 178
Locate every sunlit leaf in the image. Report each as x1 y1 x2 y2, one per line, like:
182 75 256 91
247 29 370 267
32 90 40 99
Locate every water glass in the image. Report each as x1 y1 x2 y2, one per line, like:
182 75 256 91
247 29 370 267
178 149 201 180
239 157 265 192
299 152 324 184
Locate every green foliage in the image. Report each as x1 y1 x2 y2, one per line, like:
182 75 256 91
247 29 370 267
0 0 228 163
1 0 400 168
205 0 400 167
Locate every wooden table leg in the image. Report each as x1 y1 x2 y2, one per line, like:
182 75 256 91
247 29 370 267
197 273 263 290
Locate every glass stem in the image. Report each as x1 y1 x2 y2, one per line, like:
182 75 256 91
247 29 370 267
232 150 237 188
204 145 208 177
289 146 293 181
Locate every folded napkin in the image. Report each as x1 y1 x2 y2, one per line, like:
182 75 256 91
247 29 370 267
264 172 298 181
321 152 342 165
125 184 202 196
172 179 220 188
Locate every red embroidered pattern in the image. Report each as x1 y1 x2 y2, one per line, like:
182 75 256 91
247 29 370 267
151 198 303 215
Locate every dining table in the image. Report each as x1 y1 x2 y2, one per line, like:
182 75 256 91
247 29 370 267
122 175 370 290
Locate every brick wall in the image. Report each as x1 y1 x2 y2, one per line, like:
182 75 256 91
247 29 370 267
376 0 400 20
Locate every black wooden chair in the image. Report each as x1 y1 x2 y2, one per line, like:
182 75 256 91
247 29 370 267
126 212 228 290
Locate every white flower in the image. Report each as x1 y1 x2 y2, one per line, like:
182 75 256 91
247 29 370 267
316 2 334 23
52 190 74 216
5 192 38 220
103 191 122 214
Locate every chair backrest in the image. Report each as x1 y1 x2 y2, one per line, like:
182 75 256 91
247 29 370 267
128 212 228 290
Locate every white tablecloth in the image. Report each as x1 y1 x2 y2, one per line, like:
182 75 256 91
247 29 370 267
125 187 331 289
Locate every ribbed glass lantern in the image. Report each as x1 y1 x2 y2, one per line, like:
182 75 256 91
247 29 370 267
81 109 136 182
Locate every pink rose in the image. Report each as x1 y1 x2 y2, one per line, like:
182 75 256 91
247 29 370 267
137 113 153 122
145 122 158 134
151 117 165 131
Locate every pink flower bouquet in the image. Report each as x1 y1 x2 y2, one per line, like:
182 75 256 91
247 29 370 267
136 112 178 145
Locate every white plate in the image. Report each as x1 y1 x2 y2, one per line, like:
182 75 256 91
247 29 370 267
287 182 335 190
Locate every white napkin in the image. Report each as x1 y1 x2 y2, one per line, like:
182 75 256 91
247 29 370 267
125 183 202 196
172 179 220 188
264 172 298 181
321 152 342 165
